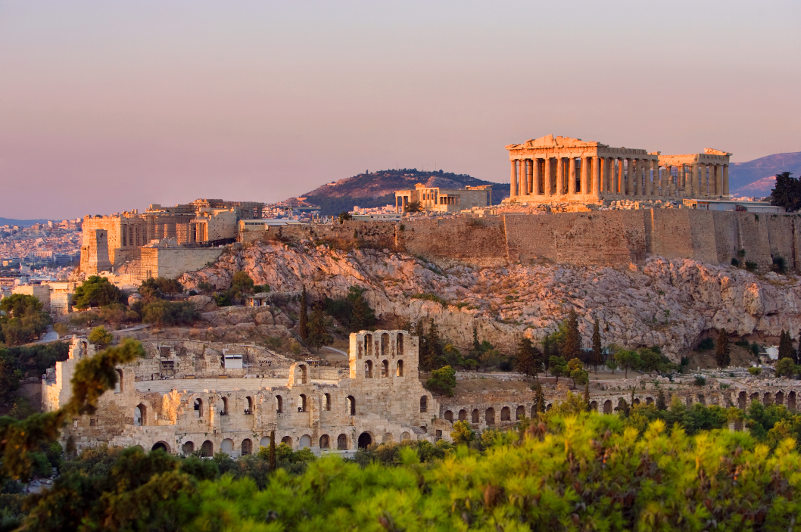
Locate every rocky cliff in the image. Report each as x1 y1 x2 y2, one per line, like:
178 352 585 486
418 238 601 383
179 241 801 361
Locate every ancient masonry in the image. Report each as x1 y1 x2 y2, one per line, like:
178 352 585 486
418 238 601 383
394 184 493 213
44 332 801 456
80 198 263 277
506 135 731 203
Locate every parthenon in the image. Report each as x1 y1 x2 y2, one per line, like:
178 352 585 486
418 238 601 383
505 135 731 203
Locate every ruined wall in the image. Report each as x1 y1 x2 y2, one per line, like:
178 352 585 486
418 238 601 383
139 247 224 280
402 217 507 265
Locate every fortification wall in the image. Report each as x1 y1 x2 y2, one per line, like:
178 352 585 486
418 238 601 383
402 217 507 264
140 247 224 280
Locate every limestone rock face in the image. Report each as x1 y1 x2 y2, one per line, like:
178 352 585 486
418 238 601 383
180 242 801 360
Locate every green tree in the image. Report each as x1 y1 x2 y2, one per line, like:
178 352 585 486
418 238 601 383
141 300 198 326
450 420 475 445
73 276 124 309
404 201 421 213
138 277 183 301
770 171 801 212
549 355 568 384
567 358 589 389
425 365 456 397
306 304 332 351
298 285 309 341
775 357 797 378
715 329 731 367
532 381 546 415
346 286 376 331
590 318 603 371
0 294 50 346
614 349 641 378
419 319 443 371
779 330 794 361
87 326 113 348
561 309 581 360
516 337 543 378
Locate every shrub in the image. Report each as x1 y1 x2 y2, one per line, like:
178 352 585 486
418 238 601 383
693 375 706 386
141 301 198 327
695 337 714 351
425 365 456 396
73 276 124 309
748 366 762 376
745 261 758 272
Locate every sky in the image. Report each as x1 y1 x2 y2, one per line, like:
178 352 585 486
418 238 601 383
1 1 800 219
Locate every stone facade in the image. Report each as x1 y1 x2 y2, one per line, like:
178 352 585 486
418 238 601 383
506 135 731 204
79 199 262 277
45 331 449 456
395 184 492 213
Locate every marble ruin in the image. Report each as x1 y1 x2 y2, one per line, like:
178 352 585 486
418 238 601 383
395 183 492 213
506 135 731 204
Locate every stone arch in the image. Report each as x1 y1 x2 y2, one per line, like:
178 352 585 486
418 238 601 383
245 396 254 414
382 433 393 444
299 435 312 449
364 334 373 357
789 391 797 412
485 407 495 425
685 396 692 406
632 398 640 406
381 333 390 357
134 403 146 426
400 431 411 441
299 394 307 412
200 440 213 457
696 395 705 406
516 405 525 420
151 441 170 453
221 438 234 456
337 433 348 450
750 392 759 404
347 395 356 415
776 391 785 406
324 393 331 411
241 439 253 455
501 406 511 421
298 364 308 384
396 359 404 377
738 391 747 410
276 395 283 413
319 434 330 449
589 400 598 412
617 398 627 411
546 403 552 411
194 398 203 418
397 333 404 354
220 396 229 415
645 397 654 406
444 410 454 422
358 432 373 449
603 400 613 414
531 405 538 418
763 392 773 406
381 359 389 378
420 396 428 413
365 360 373 378
281 436 293 448
259 436 271 449
472 409 480 423
114 369 124 393
181 441 194 456
458 409 467 421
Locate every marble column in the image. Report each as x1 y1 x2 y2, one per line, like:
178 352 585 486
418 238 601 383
693 164 701 197
723 164 729 196
592 156 601 197
714 164 722 196
533 159 541 195
617 158 624 195
579 157 588 194
556 157 564 195
568 157 577 194
544 157 553 196
510 160 517 197
518 160 525 197
526 159 533 195
646 160 653 196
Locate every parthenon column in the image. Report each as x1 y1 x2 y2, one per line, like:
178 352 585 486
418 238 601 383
592 156 600 197
580 157 588 194
533 159 541 195
526 159 533 195
518 160 525 197
723 164 729 196
645 161 653 196
693 164 701 197
714 164 722 196
617 158 624 195
568 157 577 194
556 157 564 195
510 160 517 197
544 157 553 196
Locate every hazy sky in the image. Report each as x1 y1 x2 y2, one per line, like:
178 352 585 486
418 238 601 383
1 1 800 219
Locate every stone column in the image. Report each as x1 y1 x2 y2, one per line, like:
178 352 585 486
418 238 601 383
526 159 533 195
568 157 577 195
544 157 553 196
579 157 588 194
723 164 729 196
592 156 601 198
617 158 624 195
645 160 653 196
510 160 517 197
556 157 564 195
714 164 722 196
518 160 525 197
693 164 701 197
532 159 541 195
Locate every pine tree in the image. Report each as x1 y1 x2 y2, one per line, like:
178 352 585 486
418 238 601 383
516 337 542 377
591 319 603 371
298 285 309 341
583 382 590 411
656 389 667 411
715 329 731 367
471 326 481 356
533 381 546 416
268 430 276 471
306 304 331 351
562 309 581 360
420 319 442 371
779 330 794 361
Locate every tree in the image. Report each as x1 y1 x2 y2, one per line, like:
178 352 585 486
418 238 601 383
451 420 475 445
404 201 421 213
419 319 443 371
549 355 568 384
306 304 331 351
229 271 255 302
779 330 794 361
775 357 797 378
87 326 113 348
516 337 543 378
567 358 588 389
141 300 198 326
0 293 50 346
590 319 603 371
770 172 801 212
346 286 376 331
138 277 183 301
337 211 353 223
614 349 641 378
425 365 456 397
73 276 124 309
656 389 667 410
532 381 546 415
715 329 731 367
561 309 581 360
298 286 309 341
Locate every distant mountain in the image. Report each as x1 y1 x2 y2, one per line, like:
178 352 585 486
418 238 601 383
0 217 50 227
295 169 507 216
730 151 801 198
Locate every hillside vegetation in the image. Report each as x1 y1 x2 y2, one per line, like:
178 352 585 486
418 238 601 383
297 168 506 215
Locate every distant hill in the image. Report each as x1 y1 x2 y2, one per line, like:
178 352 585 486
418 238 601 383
295 169 507 216
730 151 801 198
0 217 50 227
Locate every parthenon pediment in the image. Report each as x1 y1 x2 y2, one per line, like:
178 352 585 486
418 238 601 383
506 134 604 151
703 147 732 156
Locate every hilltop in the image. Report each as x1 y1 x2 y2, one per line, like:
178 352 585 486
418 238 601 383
294 169 507 215
730 151 801 197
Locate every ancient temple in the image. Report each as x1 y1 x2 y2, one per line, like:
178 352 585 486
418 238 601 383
505 135 730 203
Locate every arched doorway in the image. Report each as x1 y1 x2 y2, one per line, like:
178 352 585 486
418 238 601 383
181 441 194 456
299 435 311 449
319 434 330 449
357 432 373 449
221 438 234 456
241 439 253 456
200 440 213 457
151 441 170 453
337 433 348 450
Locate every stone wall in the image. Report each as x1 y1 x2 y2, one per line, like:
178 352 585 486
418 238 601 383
139 247 224 280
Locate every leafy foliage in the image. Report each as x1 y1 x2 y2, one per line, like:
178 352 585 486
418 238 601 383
425 365 456 396
770 171 801 212
0 294 50 346
140 300 199 327
323 285 376 333
87 326 113 348
73 276 125 309
138 277 183 301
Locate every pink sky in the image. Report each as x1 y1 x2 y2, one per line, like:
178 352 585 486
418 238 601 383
1 1 800 219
